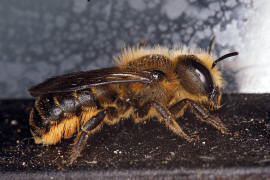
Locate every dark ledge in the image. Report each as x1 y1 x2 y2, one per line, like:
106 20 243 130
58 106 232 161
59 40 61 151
1 94 270 179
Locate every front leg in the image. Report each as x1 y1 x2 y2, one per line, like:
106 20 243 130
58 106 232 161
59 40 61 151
169 99 230 135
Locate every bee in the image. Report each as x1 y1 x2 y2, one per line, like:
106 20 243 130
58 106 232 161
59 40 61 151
29 38 238 165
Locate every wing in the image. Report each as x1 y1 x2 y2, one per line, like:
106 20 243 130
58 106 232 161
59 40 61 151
29 67 153 97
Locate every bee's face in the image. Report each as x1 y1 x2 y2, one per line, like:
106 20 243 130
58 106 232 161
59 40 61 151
175 55 221 108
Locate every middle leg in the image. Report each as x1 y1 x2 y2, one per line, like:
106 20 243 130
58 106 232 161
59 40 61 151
152 102 197 142
132 101 196 142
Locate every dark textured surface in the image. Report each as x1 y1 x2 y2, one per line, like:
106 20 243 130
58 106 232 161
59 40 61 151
0 94 270 179
0 0 249 98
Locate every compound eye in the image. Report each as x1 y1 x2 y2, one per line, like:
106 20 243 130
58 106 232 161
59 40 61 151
175 56 216 97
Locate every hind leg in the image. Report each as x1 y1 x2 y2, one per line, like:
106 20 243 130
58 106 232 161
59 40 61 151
69 109 107 165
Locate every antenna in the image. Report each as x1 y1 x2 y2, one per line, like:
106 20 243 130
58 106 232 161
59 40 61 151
208 36 216 54
212 52 239 68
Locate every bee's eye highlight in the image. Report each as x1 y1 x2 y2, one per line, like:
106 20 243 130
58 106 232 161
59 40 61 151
195 68 207 86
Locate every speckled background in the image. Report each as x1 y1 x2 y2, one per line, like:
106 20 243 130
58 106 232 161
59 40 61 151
1 0 267 98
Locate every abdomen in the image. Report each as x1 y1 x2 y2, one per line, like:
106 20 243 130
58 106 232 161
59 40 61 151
29 88 107 145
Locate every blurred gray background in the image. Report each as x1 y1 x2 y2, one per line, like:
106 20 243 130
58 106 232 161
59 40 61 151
0 0 268 98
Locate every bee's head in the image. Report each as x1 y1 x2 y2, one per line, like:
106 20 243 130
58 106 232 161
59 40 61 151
174 52 238 109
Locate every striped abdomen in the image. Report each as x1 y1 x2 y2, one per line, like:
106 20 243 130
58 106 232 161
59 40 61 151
29 87 117 145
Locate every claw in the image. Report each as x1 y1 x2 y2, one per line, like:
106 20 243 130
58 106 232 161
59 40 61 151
67 152 79 166
191 134 200 141
220 127 231 135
